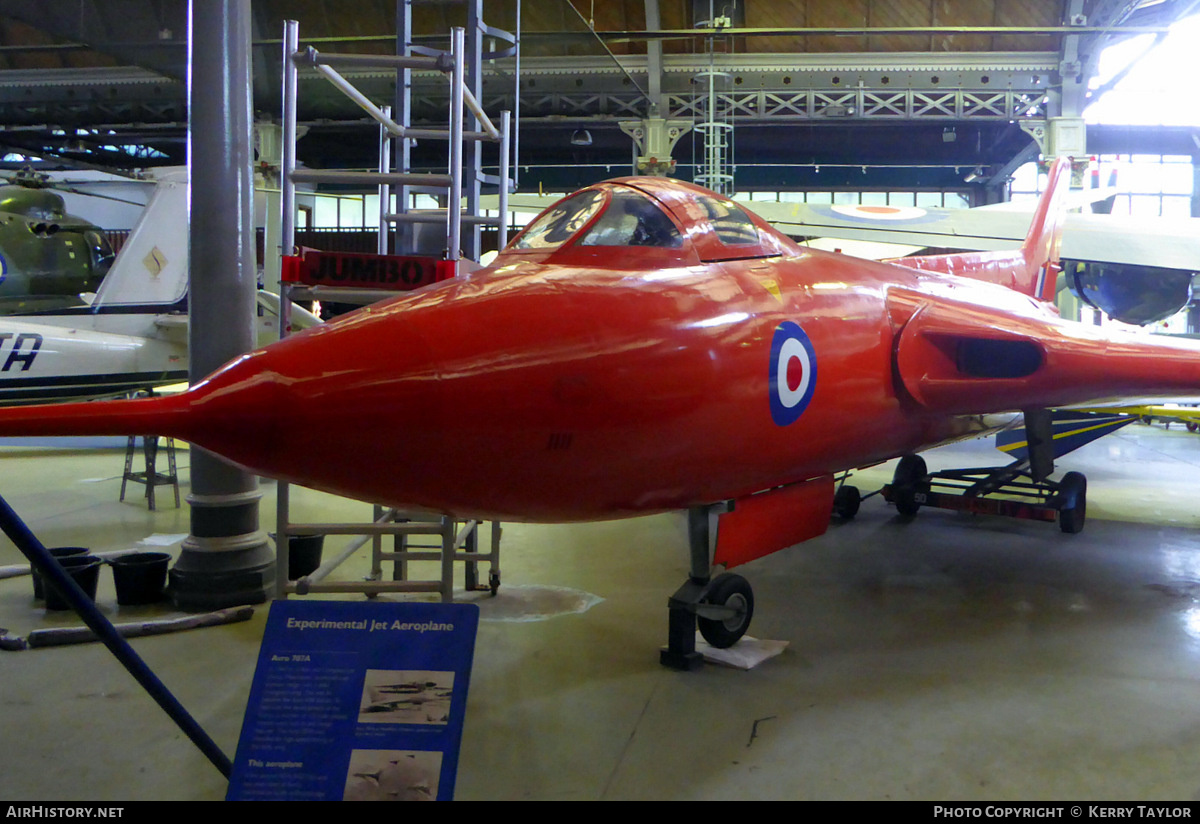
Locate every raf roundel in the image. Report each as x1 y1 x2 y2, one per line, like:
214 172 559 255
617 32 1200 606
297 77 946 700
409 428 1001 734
768 321 817 427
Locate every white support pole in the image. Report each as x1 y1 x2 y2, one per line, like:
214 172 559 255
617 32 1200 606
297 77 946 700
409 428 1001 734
276 18 300 600
312 61 408 138
378 106 392 255
447 27 465 266
461 86 500 140
498 110 511 249
280 21 299 262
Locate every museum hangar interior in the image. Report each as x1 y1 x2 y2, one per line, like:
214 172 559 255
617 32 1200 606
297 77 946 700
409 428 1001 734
1 0 1200 802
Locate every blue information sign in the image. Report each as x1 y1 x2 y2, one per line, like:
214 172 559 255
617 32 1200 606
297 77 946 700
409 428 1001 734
227 600 479 801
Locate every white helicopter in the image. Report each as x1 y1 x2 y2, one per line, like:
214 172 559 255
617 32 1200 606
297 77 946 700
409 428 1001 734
0 167 319 405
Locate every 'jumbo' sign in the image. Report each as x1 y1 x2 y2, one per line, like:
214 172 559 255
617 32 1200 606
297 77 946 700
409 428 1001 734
291 252 441 291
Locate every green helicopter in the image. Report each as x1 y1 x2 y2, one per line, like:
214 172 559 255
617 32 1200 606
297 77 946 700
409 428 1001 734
0 178 116 314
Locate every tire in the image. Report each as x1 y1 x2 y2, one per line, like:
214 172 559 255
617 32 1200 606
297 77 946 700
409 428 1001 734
892 454 928 517
1058 471 1087 534
697 573 754 649
833 485 861 519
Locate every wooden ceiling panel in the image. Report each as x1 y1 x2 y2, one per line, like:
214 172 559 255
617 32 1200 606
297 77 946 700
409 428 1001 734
746 0 808 54
524 0 644 57
735 0 1060 54
932 0 998 52
659 0 693 53
0 16 119 71
808 0 870 52
0 19 68 70
585 0 644 55
869 0 935 53
994 0 1062 52
515 0 569 56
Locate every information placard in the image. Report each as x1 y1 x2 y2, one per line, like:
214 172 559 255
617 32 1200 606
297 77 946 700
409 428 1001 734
227 600 479 801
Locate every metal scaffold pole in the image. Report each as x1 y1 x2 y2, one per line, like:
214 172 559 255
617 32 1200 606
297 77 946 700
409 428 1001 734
273 13 513 602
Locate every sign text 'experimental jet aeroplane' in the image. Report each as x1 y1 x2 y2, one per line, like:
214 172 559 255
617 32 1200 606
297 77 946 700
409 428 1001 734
2 157 1200 667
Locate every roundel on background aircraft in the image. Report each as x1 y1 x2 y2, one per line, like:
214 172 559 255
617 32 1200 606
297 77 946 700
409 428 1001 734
768 321 817 426
829 203 928 221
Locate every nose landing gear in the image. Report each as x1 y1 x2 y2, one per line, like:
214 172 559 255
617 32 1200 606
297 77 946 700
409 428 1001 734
661 502 757 670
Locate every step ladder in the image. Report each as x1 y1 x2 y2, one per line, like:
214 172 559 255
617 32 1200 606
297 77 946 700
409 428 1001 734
119 436 180 511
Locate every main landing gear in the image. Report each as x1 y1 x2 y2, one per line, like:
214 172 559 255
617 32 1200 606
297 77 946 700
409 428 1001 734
879 453 1088 534
661 503 756 670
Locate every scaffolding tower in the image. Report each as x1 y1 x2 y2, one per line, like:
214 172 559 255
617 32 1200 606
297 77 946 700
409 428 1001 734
274 12 515 602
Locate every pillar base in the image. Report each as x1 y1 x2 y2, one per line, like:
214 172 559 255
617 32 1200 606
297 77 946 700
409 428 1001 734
169 532 275 610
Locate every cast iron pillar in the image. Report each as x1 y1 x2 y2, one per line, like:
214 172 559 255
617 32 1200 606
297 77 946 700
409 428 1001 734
171 0 274 609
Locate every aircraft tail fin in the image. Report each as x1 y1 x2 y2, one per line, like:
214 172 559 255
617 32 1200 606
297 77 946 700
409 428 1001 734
1018 156 1071 303
889 156 1071 304
90 168 190 310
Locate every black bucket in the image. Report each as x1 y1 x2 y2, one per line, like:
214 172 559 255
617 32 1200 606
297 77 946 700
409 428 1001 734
44 555 103 611
111 552 171 606
32 547 90 600
287 534 324 579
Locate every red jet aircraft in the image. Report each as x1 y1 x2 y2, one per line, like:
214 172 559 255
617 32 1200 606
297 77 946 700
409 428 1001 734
2 157 1199 667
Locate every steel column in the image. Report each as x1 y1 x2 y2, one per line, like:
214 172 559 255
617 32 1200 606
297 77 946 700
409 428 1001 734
173 0 274 609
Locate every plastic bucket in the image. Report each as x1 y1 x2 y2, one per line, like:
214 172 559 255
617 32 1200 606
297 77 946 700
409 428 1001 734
111 552 171 606
43 555 103 611
32 547 90 600
287 534 324 579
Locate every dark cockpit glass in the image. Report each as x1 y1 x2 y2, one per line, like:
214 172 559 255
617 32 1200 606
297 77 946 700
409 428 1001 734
513 188 606 250
578 189 683 248
694 195 760 246
83 229 116 281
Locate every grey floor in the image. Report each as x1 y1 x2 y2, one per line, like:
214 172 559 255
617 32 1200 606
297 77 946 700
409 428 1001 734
2 422 1200 801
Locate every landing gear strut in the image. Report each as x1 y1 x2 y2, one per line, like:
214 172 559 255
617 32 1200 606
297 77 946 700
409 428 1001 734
661 502 755 670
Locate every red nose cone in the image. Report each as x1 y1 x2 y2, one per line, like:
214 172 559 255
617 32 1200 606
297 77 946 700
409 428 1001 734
179 293 446 506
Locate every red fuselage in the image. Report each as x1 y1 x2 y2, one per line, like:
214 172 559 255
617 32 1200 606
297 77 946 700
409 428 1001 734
161 243 1032 520
7 175 1200 524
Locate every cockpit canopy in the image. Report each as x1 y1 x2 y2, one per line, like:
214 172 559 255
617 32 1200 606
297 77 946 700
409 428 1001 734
505 178 793 264
514 188 681 251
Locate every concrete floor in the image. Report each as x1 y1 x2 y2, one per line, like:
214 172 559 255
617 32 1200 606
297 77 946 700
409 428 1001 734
2 423 1200 800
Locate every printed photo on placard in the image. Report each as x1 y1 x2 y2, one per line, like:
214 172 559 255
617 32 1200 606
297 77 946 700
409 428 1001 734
343 748 442 801
358 669 455 725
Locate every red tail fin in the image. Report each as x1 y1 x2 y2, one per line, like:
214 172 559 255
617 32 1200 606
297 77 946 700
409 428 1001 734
890 156 1072 303
1020 156 1071 303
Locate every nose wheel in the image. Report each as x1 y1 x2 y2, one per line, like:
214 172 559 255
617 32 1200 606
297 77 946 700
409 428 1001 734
696 573 754 649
